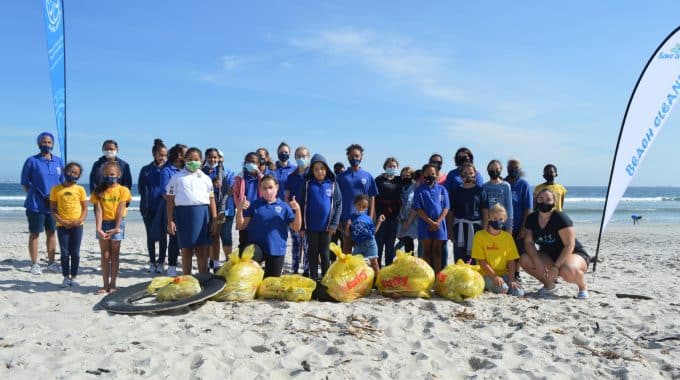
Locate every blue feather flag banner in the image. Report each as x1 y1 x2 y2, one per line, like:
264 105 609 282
42 0 66 161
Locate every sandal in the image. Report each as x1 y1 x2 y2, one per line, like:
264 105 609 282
96 288 109 295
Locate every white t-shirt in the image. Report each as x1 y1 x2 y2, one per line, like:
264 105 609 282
166 169 214 206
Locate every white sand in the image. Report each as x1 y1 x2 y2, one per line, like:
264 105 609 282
0 218 678 379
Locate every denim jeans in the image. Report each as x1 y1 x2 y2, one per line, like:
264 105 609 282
57 225 83 277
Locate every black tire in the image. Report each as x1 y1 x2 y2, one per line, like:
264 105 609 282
99 274 225 314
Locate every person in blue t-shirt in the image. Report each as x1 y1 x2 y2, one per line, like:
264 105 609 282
337 144 379 254
237 175 302 278
299 154 342 280
348 195 384 279
413 164 449 273
481 159 514 233
138 138 168 274
21 131 65 275
285 146 311 275
274 142 297 200
505 158 532 254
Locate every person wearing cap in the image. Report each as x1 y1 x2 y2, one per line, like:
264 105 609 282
21 132 65 275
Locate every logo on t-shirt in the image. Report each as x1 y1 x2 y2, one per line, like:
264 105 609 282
274 206 282 213
361 178 367 185
325 188 332 197
486 242 499 251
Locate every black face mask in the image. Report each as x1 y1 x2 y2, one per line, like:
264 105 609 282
537 203 554 213
401 177 413 185
430 162 442 171
508 169 520 178
455 155 470 167
424 175 436 185
488 170 501 180
278 152 289 162
543 174 556 183
462 174 476 184
259 156 266 165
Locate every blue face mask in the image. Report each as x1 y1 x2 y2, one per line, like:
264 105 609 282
296 158 309 168
385 168 399 177
349 158 361 167
244 162 259 173
489 220 505 231
64 174 79 184
103 176 118 185
39 145 52 154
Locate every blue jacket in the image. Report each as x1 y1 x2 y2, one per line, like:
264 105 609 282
300 153 342 231
89 156 133 193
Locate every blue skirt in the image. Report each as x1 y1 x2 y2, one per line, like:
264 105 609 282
175 205 211 249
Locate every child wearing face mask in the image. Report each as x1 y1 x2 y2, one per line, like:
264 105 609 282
157 143 187 277
166 147 217 276
89 139 133 194
274 142 297 200
472 204 524 297
50 162 88 288
348 195 384 279
447 162 483 263
237 175 302 278
534 164 567 212
138 138 168 274
91 161 131 294
396 167 419 254
233 152 265 251
481 160 514 233
202 147 227 272
413 164 449 274
285 146 311 275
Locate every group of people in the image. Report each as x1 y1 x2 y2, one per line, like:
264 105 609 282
21 132 590 298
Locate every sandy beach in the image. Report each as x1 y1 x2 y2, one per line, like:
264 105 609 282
0 218 678 379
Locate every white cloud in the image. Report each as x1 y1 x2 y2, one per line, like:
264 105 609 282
222 55 241 71
291 28 463 103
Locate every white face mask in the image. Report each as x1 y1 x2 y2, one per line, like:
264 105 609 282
103 150 117 159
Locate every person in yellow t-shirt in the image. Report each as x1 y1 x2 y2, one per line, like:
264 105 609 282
50 162 88 288
471 204 524 297
533 164 567 211
90 161 132 294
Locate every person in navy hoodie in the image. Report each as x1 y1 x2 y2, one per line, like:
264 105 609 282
237 175 302 278
138 138 168 274
299 154 342 280
21 131 64 275
285 146 311 275
336 144 379 254
89 139 133 193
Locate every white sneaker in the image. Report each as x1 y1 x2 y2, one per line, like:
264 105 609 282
61 277 71 288
155 263 165 274
167 266 177 277
70 278 80 287
29 264 43 275
46 262 61 273
147 263 156 273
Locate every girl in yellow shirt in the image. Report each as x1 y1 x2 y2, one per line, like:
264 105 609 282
90 161 131 294
50 162 88 288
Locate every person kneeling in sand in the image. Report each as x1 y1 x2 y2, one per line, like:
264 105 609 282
519 189 590 299
471 204 523 297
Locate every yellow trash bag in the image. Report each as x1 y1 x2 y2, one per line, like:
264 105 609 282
212 245 264 302
257 275 316 302
321 242 374 302
435 259 485 302
146 276 174 294
377 250 434 298
156 275 201 302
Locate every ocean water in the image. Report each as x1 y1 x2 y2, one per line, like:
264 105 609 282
1 183 679 225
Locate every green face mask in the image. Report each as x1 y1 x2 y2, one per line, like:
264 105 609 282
186 160 202 172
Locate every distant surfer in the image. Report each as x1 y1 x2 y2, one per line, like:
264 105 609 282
631 214 642 225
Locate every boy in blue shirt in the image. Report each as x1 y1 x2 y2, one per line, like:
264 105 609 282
348 195 385 279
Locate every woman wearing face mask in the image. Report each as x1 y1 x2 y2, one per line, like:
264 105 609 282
444 147 485 191
256 147 276 175
156 143 187 276
481 160 513 233
237 175 301 278
375 157 402 267
202 148 227 272
166 147 218 276
427 154 448 185
520 189 590 299
285 146 311 275
505 158 533 253
413 163 449 273
533 164 567 212
446 162 483 263
274 142 297 200
336 144 379 254
21 132 65 275
233 152 264 251
89 139 133 194
138 139 168 274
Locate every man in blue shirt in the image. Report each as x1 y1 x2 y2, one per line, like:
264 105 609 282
336 144 379 253
21 132 64 275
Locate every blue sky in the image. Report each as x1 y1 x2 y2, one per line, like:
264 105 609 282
2 1 679 186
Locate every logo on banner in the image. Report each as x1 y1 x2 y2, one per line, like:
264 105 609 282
658 43 680 60
45 0 62 33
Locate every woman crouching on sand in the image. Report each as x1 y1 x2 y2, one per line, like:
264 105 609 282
519 189 590 299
